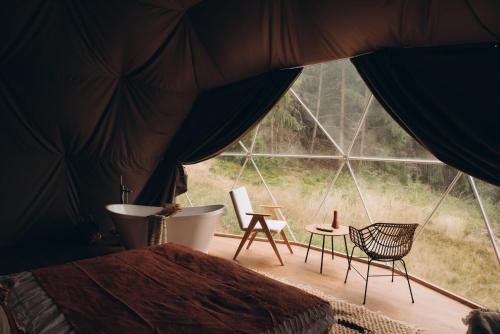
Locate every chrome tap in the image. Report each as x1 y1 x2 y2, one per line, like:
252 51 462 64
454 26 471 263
120 175 133 204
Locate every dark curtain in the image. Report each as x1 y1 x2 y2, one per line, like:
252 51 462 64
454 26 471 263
352 43 500 186
137 67 302 205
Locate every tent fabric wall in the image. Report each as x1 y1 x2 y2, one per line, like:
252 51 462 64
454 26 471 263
352 43 500 187
137 68 302 205
1 0 499 246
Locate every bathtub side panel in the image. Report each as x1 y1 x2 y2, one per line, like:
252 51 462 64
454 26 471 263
166 213 221 253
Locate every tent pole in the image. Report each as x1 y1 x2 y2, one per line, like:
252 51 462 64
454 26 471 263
290 89 345 156
469 176 500 264
415 172 463 240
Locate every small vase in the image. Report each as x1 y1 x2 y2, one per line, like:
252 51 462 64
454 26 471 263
332 210 339 229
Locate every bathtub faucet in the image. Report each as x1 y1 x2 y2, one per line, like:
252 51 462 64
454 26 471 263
120 175 133 204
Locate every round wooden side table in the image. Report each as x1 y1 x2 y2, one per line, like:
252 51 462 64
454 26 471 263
304 224 349 274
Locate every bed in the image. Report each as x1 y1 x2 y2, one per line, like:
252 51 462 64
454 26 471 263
0 244 335 333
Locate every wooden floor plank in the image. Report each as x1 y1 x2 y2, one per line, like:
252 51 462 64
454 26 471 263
209 236 471 334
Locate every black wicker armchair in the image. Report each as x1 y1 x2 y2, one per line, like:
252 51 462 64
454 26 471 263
344 223 418 304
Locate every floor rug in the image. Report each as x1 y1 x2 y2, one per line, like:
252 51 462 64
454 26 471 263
257 271 425 334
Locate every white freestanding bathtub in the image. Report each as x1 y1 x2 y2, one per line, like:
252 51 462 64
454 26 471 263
105 204 225 253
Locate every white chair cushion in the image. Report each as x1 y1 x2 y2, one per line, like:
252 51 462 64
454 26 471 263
253 219 287 232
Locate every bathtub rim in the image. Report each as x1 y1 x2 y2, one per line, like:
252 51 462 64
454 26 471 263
105 204 162 218
105 203 225 220
168 204 226 220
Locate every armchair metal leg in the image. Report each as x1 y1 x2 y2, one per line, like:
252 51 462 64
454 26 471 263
363 260 372 305
400 259 415 303
344 245 356 284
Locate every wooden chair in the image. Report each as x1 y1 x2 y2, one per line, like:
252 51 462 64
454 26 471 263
344 223 418 304
229 187 293 265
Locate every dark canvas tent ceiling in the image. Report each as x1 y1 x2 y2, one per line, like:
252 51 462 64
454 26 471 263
1 0 499 246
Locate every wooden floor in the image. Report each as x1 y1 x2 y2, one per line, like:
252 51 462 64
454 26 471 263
208 236 471 334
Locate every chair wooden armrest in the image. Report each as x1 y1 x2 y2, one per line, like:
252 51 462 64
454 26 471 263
260 204 282 209
246 212 272 217
260 205 283 220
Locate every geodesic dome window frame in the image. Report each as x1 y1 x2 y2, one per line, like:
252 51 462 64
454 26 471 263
179 58 500 310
